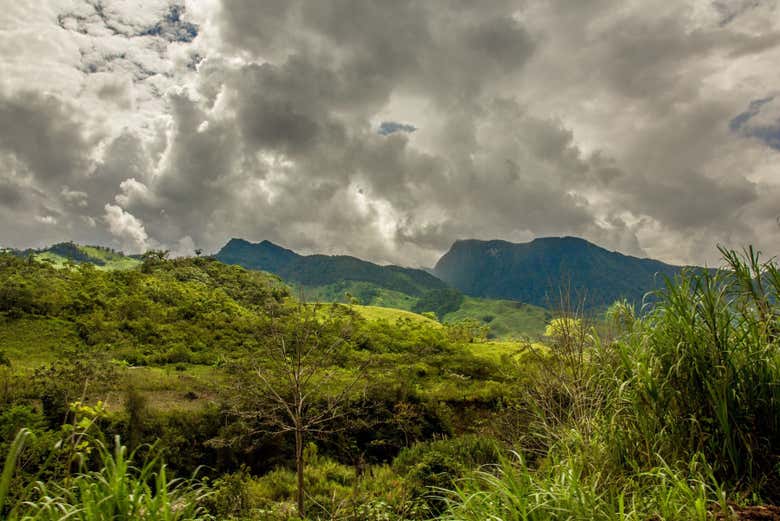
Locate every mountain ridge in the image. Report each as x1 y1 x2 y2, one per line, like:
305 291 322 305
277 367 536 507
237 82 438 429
215 238 448 297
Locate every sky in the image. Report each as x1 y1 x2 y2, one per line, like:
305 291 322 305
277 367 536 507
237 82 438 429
1 0 779 267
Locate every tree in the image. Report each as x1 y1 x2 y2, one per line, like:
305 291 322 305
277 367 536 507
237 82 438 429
543 317 584 342
446 318 489 343
232 302 367 518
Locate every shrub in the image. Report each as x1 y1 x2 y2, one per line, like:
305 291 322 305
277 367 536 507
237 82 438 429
393 435 501 475
393 435 501 514
205 466 253 519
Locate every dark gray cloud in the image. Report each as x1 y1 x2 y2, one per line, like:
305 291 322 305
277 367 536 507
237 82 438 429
1 0 779 266
0 92 91 187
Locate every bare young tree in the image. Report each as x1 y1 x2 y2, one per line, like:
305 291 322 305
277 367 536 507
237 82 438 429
233 301 367 518
520 285 607 452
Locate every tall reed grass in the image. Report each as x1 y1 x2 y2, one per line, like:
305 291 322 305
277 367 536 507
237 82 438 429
443 247 780 520
1 430 212 521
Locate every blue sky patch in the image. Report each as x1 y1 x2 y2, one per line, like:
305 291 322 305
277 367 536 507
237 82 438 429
141 5 198 43
378 121 417 136
729 96 780 150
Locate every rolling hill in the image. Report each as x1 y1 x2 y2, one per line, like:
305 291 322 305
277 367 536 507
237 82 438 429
433 236 689 310
6 242 142 270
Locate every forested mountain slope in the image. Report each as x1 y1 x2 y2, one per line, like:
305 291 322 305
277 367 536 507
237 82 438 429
434 236 691 309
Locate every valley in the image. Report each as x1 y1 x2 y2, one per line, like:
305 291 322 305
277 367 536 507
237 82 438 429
1 239 777 521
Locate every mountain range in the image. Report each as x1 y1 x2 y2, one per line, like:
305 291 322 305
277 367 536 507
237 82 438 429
3 235 699 337
216 236 693 310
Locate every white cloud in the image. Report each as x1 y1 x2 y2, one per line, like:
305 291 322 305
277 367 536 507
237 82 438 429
35 215 58 225
1 0 779 267
103 203 149 253
115 177 156 208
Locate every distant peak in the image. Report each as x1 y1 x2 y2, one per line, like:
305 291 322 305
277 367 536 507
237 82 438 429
449 236 598 250
533 235 587 242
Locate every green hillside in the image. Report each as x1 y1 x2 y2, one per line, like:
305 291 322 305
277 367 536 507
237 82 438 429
4 246 780 520
9 242 141 270
442 296 550 339
349 304 442 327
302 283 546 338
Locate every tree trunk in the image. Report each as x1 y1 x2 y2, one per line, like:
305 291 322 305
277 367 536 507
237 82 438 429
295 426 305 519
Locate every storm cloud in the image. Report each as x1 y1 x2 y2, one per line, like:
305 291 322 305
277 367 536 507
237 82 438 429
1 0 779 266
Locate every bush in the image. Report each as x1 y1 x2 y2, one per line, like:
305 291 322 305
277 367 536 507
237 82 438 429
149 343 193 365
393 435 501 475
205 466 253 519
393 435 501 514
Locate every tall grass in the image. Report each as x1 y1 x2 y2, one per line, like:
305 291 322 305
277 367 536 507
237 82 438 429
442 452 726 521
607 247 780 483
0 428 31 515
442 247 780 520
1 432 212 521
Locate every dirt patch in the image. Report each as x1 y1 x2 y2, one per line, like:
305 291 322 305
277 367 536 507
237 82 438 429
715 505 780 520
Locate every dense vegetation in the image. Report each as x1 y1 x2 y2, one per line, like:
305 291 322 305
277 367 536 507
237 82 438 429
2 245 780 520
433 236 696 309
0 253 523 519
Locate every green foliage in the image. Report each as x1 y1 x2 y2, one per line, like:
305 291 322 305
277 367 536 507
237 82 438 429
445 319 489 343
204 466 253 519
0 428 31 516
301 281 417 310
14 243 780 519
0 255 287 367
31 355 118 428
393 435 501 476
543 317 589 345
439 246 780 520
604 299 635 334
8 243 142 271
394 436 501 515
351 305 441 329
